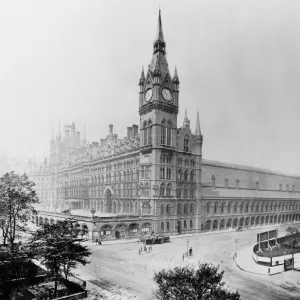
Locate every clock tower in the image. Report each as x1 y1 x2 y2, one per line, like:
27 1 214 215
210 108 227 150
138 10 180 232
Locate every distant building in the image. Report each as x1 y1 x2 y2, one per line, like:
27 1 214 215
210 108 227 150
28 11 300 240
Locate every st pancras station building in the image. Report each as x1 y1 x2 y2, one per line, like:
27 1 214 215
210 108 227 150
27 12 300 241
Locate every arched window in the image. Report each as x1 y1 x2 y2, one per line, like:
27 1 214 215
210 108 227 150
178 170 182 181
140 183 144 196
144 183 150 196
177 204 181 214
184 186 188 199
161 119 166 144
184 204 187 214
148 120 152 145
190 186 194 199
184 134 189 152
161 222 164 231
167 221 170 231
184 170 188 182
143 121 148 146
177 186 182 199
167 121 172 145
228 202 231 213
190 171 194 182
214 202 218 214
206 202 210 214
245 203 249 213
190 220 193 228
160 183 165 196
166 183 171 196
166 204 170 215
190 204 194 213
221 202 224 213
161 204 164 215
234 202 237 213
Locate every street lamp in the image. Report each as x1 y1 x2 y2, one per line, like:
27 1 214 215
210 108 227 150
91 208 96 219
235 238 238 258
187 238 189 256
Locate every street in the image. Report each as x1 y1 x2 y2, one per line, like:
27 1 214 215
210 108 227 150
78 224 300 300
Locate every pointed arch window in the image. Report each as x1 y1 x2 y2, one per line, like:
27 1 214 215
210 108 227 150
161 120 166 145
190 186 194 199
143 121 148 146
160 183 165 196
167 121 172 146
148 120 152 145
184 186 188 199
166 183 171 196
206 202 210 214
177 186 181 199
184 170 188 182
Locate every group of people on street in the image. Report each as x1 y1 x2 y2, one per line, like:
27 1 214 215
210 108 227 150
139 244 152 254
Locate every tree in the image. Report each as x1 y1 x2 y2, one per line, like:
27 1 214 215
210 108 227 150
0 172 39 251
29 219 91 298
154 262 240 300
285 227 300 248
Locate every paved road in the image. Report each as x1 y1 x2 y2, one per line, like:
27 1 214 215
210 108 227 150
78 224 300 300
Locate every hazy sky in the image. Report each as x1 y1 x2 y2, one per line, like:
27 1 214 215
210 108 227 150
0 0 300 175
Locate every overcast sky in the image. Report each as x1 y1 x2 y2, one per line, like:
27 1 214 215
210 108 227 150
0 0 300 175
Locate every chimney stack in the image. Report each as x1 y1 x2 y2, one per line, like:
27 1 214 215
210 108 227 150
109 124 113 135
132 124 139 136
127 127 133 138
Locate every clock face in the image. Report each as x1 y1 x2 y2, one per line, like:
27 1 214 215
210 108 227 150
162 88 172 101
145 89 153 102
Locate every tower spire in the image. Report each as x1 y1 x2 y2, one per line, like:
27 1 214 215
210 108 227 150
155 9 164 43
195 110 201 136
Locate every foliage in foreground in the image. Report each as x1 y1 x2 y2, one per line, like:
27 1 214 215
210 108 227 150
0 172 39 251
154 262 240 300
29 218 91 298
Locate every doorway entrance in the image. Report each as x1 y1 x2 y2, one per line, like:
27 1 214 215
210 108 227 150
115 231 120 239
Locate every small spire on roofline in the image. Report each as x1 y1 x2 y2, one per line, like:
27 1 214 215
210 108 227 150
139 66 145 85
195 110 201 136
172 66 179 84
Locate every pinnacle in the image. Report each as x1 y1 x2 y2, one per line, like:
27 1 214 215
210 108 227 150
139 67 145 85
173 66 179 84
195 110 201 136
155 9 164 43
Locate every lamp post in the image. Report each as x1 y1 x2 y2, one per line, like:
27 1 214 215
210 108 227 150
235 238 238 258
187 238 189 256
90 208 96 219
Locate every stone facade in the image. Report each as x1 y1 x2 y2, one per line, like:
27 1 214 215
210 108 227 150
27 12 300 241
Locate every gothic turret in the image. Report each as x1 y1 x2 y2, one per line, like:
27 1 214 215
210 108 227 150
195 111 201 136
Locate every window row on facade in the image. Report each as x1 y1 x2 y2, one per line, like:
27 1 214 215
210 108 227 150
204 213 300 231
211 175 297 192
206 200 300 215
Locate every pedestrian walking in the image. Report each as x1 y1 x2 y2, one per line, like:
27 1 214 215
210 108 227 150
182 253 185 261
189 247 193 257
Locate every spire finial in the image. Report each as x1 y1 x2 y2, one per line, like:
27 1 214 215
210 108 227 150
173 66 180 84
155 9 164 43
195 110 201 135
139 66 145 85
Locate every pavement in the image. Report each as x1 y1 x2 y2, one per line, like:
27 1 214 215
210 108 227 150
234 245 270 275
